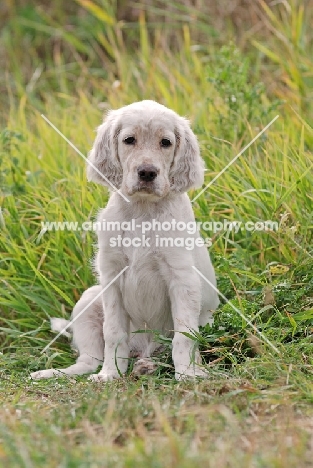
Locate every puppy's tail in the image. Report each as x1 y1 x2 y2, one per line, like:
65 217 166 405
50 317 72 338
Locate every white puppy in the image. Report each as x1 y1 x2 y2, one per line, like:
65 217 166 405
31 100 219 381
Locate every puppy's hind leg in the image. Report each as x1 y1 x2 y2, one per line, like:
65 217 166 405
31 286 104 379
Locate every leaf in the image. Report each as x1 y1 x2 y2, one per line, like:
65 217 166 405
75 0 115 26
293 309 313 322
269 264 290 275
24 257 74 307
252 41 282 64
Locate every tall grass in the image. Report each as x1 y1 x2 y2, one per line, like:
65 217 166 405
1 0 313 372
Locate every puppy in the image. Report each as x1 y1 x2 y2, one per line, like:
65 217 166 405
31 100 219 381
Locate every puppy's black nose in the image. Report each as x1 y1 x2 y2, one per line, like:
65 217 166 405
137 165 158 182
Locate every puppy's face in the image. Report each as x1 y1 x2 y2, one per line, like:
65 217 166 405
117 113 176 199
87 100 204 200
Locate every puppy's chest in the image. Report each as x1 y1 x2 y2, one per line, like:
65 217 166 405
121 258 171 328
116 225 171 326
106 222 172 260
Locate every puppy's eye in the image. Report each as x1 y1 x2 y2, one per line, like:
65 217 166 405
124 136 136 145
161 138 172 147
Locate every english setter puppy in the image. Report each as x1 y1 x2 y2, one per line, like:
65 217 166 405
31 100 219 381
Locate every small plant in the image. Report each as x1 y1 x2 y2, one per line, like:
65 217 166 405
206 44 282 142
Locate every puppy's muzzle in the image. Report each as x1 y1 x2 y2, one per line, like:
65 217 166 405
137 164 158 182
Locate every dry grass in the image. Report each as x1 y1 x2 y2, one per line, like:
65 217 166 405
1 376 313 467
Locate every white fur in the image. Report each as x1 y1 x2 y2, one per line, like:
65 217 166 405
31 100 219 381
50 318 71 337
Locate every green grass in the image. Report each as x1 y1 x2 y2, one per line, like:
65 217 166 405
1 1 313 466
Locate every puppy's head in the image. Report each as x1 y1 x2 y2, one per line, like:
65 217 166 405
87 100 204 200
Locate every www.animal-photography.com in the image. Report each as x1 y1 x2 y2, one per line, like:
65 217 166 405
1 1 313 466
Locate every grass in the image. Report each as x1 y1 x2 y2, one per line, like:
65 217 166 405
1 0 313 466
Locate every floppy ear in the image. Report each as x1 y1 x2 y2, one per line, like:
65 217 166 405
87 110 123 189
169 118 204 193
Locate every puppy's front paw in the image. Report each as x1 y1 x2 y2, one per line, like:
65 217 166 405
175 366 208 381
88 371 120 382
